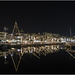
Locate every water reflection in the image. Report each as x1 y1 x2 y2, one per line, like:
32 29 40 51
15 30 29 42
66 47 75 59
0 45 75 72
0 45 61 71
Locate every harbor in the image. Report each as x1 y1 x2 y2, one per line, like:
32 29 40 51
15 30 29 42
0 21 75 49
0 44 74 73
0 1 75 74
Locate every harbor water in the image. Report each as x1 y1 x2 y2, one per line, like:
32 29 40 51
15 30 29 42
0 45 75 74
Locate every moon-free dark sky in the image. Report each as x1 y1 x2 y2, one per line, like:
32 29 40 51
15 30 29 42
0 1 75 36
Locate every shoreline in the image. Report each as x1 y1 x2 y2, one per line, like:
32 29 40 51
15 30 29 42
0 42 64 48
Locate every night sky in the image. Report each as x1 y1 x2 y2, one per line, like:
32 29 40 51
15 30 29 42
0 1 75 36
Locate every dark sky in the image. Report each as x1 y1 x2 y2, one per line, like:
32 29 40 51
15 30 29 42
0 1 75 36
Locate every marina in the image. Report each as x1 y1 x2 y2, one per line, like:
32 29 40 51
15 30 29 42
0 21 74 48
0 1 75 74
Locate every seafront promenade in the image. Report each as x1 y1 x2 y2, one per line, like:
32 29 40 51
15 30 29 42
0 21 75 47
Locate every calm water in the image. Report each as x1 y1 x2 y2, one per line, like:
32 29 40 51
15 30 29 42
0 45 75 74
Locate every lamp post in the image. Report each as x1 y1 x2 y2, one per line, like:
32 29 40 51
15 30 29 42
4 27 8 43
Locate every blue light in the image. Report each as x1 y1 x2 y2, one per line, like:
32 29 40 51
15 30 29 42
17 49 21 51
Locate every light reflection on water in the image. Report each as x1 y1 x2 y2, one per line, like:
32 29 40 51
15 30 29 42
0 45 75 73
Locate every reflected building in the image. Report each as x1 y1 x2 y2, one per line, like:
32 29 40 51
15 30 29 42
66 48 75 59
0 45 60 71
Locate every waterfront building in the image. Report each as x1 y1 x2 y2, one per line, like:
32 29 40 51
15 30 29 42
0 22 75 45
0 32 7 40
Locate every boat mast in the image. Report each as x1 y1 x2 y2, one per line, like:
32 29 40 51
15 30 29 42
70 27 72 48
70 27 71 38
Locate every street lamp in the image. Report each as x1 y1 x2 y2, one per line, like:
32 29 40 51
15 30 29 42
3 27 8 40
